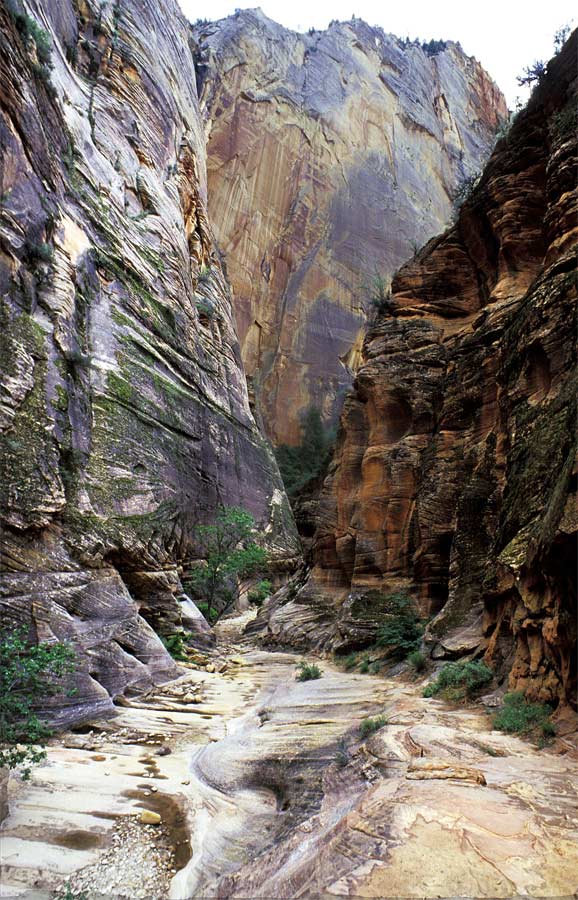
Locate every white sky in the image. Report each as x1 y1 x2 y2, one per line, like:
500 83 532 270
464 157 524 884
178 0 575 108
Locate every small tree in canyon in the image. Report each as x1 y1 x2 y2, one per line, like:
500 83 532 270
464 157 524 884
0 627 76 779
187 506 267 623
275 406 334 497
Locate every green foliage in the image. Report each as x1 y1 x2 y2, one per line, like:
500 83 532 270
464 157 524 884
340 652 359 671
160 633 188 662
247 579 272 606
187 507 267 623
423 660 493 701
366 273 394 317
375 593 423 660
195 601 217 624
368 660 383 675
275 406 333 498
54 885 88 900
407 650 426 672
24 240 53 265
358 657 370 674
359 715 387 738
197 264 211 284
493 692 555 739
335 736 350 768
295 661 322 682
452 171 481 217
549 103 577 142
12 8 52 66
0 627 75 778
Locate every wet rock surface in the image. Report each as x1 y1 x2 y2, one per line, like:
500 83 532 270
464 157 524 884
193 10 507 444
1 614 576 899
258 33 578 706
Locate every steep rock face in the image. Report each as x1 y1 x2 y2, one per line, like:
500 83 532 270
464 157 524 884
193 10 507 444
258 35 577 706
0 0 298 724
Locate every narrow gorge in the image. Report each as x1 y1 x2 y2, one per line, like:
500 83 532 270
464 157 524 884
0 1 576 898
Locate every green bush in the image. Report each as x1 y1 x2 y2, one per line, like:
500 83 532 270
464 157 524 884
493 692 555 738
24 240 53 265
247 579 272 606
407 650 426 672
0 627 76 779
367 274 394 316
423 660 493 701
359 715 387 738
359 657 370 674
12 8 52 66
549 103 577 142
339 652 359 671
195 600 221 624
295 661 322 682
335 736 350 768
376 593 423 660
160 633 188 662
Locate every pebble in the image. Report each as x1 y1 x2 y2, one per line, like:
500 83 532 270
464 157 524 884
140 810 162 825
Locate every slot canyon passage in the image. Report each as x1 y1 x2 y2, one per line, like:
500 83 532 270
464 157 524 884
0 1 576 899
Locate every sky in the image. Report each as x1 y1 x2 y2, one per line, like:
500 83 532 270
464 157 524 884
178 0 575 108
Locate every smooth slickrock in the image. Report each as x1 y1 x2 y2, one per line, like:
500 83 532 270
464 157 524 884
1 612 576 899
0 0 298 725
257 33 577 706
193 10 507 443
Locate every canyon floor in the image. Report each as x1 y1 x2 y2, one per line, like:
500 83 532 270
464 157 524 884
1 612 577 900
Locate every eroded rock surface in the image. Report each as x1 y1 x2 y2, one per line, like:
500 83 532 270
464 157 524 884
258 34 577 705
0 0 298 724
193 10 507 443
3 616 576 899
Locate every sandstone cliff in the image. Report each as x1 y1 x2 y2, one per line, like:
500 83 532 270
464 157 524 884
193 10 507 444
0 0 298 724
258 33 577 707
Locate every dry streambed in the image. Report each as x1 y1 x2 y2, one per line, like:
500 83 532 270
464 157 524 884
1 616 577 899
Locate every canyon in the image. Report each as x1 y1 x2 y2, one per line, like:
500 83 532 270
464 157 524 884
0 0 298 726
0 0 576 897
258 30 577 710
193 9 507 444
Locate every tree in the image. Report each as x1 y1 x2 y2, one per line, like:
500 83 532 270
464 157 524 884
0 627 76 779
187 507 267 623
375 593 423 660
516 60 547 88
275 406 334 498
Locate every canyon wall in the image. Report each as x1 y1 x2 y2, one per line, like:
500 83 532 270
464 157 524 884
193 10 507 444
258 34 577 706
0 0 298 724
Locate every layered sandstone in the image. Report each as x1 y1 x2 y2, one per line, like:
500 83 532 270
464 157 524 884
192 9 507 444
258 34 577 706
0 0 298 724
